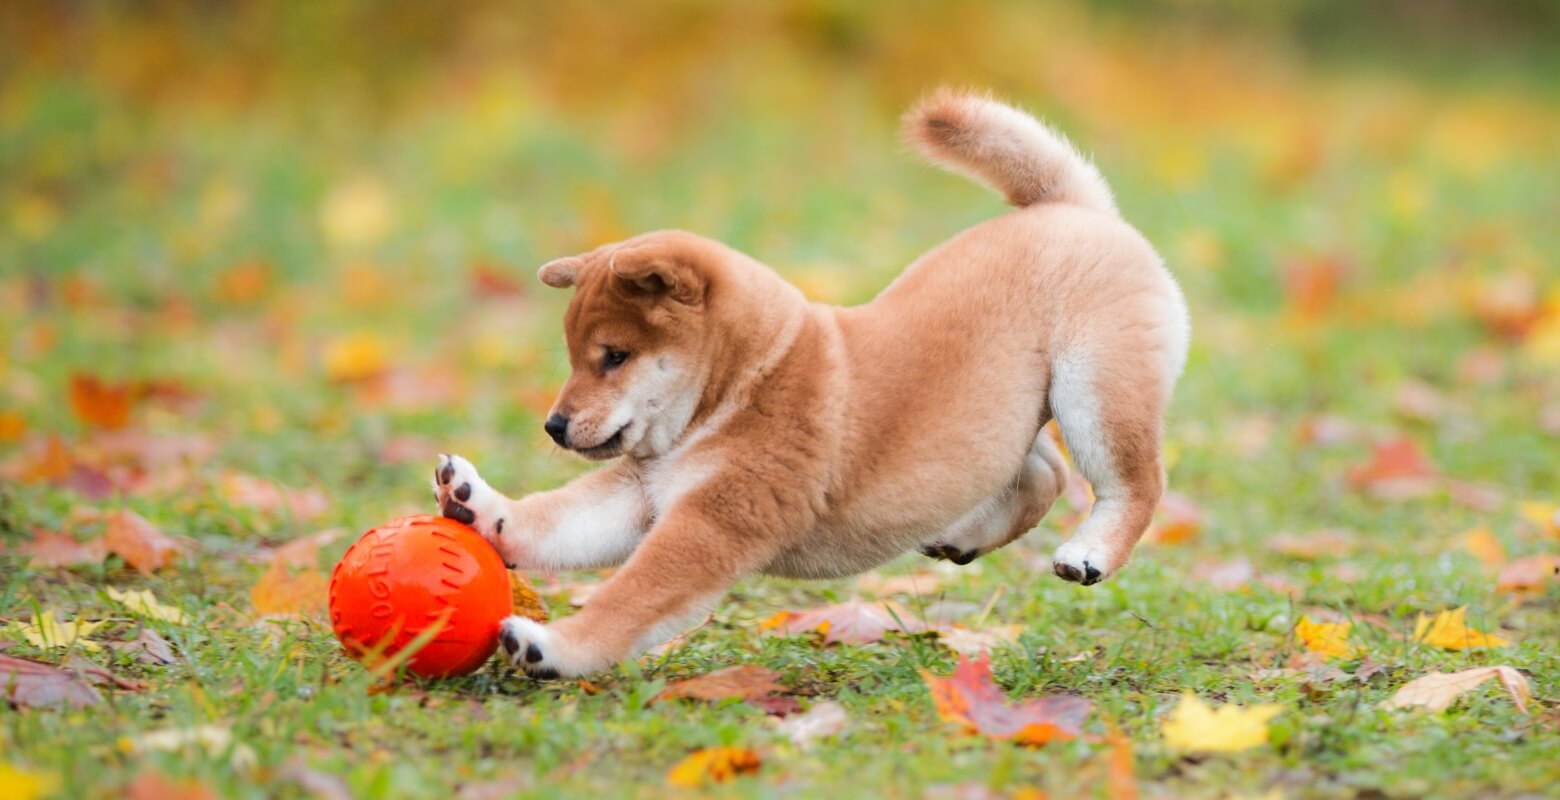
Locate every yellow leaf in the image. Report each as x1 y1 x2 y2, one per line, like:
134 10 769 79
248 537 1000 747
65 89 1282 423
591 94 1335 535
0 764 57 800
16 609 104 652
1383 666 1530 713
319 176 393 249
106 587 187 625
1294 616 1358 660
1518 501 1558 538
322 333 389 382
1412 607 1509 650
1161 693 1283 753
1459 527 1506 569
665 747 761 788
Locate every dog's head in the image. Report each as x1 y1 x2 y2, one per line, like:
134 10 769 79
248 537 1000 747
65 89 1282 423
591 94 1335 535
535 231 721 460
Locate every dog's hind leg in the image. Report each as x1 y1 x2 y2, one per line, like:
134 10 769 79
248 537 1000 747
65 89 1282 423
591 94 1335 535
1047 349 1171 585
919 428 1068 565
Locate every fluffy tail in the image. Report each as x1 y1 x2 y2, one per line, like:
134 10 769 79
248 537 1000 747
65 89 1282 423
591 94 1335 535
903 89 1116 216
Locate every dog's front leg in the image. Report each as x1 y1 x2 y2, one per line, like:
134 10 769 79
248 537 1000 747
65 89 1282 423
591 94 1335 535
433 454 650 571
493 499 781 678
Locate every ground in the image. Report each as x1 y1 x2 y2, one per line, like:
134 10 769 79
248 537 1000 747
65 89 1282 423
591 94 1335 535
1 4 1558 799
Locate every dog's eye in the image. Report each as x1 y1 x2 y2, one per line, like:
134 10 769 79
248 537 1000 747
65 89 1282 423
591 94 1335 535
603 349 630 370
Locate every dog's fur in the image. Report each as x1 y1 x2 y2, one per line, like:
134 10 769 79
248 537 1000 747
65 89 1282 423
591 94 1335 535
434 90 1189 678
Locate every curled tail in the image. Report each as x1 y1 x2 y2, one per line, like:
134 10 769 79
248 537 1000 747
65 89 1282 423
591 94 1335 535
903 88 1116 216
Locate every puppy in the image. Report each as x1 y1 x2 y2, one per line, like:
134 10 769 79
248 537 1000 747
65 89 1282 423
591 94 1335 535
434 89 1189 678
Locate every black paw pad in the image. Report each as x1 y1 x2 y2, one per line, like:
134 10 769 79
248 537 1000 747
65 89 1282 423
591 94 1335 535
438 459 455 486
1082 565 1103 585
530 667 559 681
454 482 471 502
1054 562 1084 582
525 642 543 664
949 550 978 566
443 502 475 525
499 627 520 658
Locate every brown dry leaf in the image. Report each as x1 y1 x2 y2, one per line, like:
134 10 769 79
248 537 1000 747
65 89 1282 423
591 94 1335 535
1269 529 1357 560
125 772 219 800
104 510 188 575
1346 437 1436 499
1383 666 1530 713
760 600 924 645
1281 254 1345 320
1105 729 1138 800
511 573 549 622
19 434 72 483
854 571 944 597
0 654 103 708
114 628 177 665
665 747 761 788
1392 379 1446 422
1192 558 1302 596
251 562 328 618
1459 527 1506 569
921 654 1092 746
68 374 134 429
1296 414 1362 447
263 528 347 569
934 625 1024 657
652 665 785 705
1145 491 1200 545
469 263 526 297
1496 554 1559 596
277 756 352 800
19 529 106 568
214 260 271 305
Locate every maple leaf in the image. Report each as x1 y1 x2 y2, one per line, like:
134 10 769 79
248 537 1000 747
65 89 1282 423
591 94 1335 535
1346 437 1436 499
934 624 1024 657
113 629 176 665
761 600 924 645
921 655 1092 746
220 472 330 520
19 529 106 568
1412 607 1508 650
1145 491 1201 545
1267 529 1357 560
0 653 104 708
652 665 786 705
854 571 944 597
105 587 187 625
1294 616 1359 660
1161 693 1283 753
1495 554 1558 596
15 609 104 652
1517 500 1559 539
1383 666 1530 713
251 562 328 618
68 374 134 429
774 701 847 747
104 510 188 575
664 747 761 788
1459 527 1506 569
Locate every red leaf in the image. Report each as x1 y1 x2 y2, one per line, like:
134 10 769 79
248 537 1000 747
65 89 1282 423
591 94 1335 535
104 510 188 575
68 374 135 429
1347 437 1436 498
652 665 786 704
0 654 104 708
921 654 1092 745
19 529 106 568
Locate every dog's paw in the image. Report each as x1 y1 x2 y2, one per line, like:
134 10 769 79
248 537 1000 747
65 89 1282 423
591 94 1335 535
918 543 980 566
432 454 514 565
497 616 567 680
1051 539 1120 586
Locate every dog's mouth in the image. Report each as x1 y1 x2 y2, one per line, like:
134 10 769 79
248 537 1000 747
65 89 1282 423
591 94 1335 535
575 426 627 459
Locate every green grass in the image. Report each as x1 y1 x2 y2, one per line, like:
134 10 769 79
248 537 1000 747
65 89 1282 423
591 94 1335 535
2 4 1559 798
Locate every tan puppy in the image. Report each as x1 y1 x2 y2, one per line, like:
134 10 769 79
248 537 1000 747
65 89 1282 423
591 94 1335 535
434 89 1189 678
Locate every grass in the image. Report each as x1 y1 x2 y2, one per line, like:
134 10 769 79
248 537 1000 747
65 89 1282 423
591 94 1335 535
2 4 1559 798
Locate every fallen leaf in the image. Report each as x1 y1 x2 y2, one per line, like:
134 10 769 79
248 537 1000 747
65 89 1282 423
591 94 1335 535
277 756 352 800
1145 491 1200 544
322 333 390 382
221 472 329 520
0 653 103 708
125 772 218 800
0 410 25 442
113 628 177 665
511 573 548 622
1412 607 1508 650
774 700 847 747
665 747 761 788
934 625 1024 657
469 264 526 297
128 724 257 770
263 528 346 569
1268 529 1357 560
251 562 329 618
0 763 57 800
1392 379 1446 422
1105 729 1138 800
68 374 134 429
214 260 271 305
1383 666 1530 713
319 176 394 249
106 587 187 624
921 654 1092 745
1161 693 1283 753
653 665 786 705
1192 558 1301 596
19 529 106 568
19 434 72 482
761 600 924 645
1495 554 1559 596
1295 616 1359 660
1518 501 1559 539
104 510 187 575
1281 254 1345 320
1459 527 1506 569
1346 437 1436 499
15 609 104 652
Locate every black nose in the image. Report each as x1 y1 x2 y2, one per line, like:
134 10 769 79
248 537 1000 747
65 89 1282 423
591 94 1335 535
543 414 569 446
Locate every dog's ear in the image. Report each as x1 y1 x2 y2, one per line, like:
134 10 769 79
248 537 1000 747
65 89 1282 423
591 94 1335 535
537 256 584 289
608 238 706 306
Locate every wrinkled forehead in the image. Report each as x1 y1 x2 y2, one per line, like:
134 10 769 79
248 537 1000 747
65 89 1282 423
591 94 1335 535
562 271 655 348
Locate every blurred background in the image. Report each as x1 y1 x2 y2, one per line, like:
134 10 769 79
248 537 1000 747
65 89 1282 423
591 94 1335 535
0 0 1556 523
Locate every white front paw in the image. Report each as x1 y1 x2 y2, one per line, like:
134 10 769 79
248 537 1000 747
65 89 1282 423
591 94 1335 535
432 454 515 566
498 616 581 679
1051 539 1118 586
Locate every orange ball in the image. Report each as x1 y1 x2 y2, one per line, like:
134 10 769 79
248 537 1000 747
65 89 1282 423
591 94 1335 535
328 515 513 678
